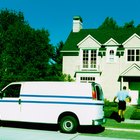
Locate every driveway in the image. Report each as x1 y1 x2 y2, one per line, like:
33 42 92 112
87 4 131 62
0 127 133 140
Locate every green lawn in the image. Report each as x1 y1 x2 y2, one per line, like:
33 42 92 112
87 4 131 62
82 129 140 140
81 119 140 139
103 118 140 130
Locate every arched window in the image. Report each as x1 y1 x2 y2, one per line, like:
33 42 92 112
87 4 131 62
110 50 114 55
106 48 118 63
109 50 115 62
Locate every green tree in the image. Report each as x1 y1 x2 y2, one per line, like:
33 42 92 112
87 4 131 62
0 9 53 88
0 9 25 31
49 41 64 81
98 17 119 30
123 20 135 29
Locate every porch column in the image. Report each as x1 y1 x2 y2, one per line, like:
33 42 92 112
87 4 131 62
120 76 123 90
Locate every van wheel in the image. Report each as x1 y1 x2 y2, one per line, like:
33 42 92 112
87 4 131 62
59 116 78 133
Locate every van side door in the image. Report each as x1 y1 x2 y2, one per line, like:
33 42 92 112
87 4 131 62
0 84 21 121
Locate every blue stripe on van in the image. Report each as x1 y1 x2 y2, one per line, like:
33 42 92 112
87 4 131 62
21 100 104 106
20 94 92 99
0 100 104 106
0 100 18 103
0 95 104 106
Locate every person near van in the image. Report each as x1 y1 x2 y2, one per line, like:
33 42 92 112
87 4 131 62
113 86 131 122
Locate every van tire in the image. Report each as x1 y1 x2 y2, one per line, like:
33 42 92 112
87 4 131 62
59 116 78 133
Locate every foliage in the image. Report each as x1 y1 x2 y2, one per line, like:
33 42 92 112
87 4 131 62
130 106 140 120
123 20 135 29
104 99 140 120
104 99 118 107
98 17 119 30
0 9 58 88
104 99 118 118
98 17 139 30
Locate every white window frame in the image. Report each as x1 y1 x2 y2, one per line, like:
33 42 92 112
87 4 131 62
81 49 98 70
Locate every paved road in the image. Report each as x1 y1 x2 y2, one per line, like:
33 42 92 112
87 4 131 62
0 127 133 140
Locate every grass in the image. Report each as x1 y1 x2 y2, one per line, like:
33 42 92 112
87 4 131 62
104 100 140 120
81 119 140 140
82 129 140 140
103 118 140 130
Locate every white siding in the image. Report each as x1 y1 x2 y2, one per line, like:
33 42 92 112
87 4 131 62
63 56 80 78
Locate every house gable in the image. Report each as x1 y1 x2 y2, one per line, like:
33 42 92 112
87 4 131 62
104 38 120 46
120 63 140 77
77 35 101 49
123 33 140 48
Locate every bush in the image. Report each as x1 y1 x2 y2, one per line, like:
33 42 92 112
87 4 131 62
104 99 118 118
130 106 140 120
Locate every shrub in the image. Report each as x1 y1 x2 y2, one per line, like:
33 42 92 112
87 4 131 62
104 99 118 118
130 106 140 120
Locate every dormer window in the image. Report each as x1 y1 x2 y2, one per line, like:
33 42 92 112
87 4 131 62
106 47 118 63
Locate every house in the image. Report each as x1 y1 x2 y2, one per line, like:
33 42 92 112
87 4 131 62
62 16 140 104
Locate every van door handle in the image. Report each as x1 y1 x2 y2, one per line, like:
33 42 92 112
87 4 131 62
18 99 21 105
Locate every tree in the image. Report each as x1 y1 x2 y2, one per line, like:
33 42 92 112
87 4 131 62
53 41 63 65
0 9 25 31
48 41 64 81
137 24 140 29
98 17 119 30
123 20 135 29
0 9 53 88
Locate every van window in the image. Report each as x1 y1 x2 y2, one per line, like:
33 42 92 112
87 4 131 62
2 84 21 98
95 85 104 100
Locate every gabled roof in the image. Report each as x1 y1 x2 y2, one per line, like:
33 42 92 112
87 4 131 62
120 63 140 77
62 28 140 51
104 38 120 46
77 34 101 48
123 33 140 45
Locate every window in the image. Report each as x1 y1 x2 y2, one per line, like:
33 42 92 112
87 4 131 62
82 50 97 69
2 84 21 98
106 48 117 63
83 50 88 68
127 49 140 62
109 50 115 62
80 77 95 83
91 50 97 68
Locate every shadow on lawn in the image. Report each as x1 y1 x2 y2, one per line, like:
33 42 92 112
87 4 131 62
110 111 121 123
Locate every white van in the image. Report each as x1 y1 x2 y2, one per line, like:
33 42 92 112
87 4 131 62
0 81 105 133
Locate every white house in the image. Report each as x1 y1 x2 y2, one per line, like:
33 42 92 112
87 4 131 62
62 16 140 104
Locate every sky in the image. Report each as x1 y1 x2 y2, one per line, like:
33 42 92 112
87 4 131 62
0 0 140 45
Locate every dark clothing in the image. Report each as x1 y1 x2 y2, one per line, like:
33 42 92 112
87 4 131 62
118 101 126 110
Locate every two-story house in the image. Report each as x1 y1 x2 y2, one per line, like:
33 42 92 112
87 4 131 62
62 16 140 104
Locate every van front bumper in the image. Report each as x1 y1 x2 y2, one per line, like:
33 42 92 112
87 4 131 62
92 118 106 125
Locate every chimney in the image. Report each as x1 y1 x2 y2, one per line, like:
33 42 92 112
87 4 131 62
73 16 83 32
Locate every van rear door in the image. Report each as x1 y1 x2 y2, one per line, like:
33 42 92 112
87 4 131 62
92 83 104 100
